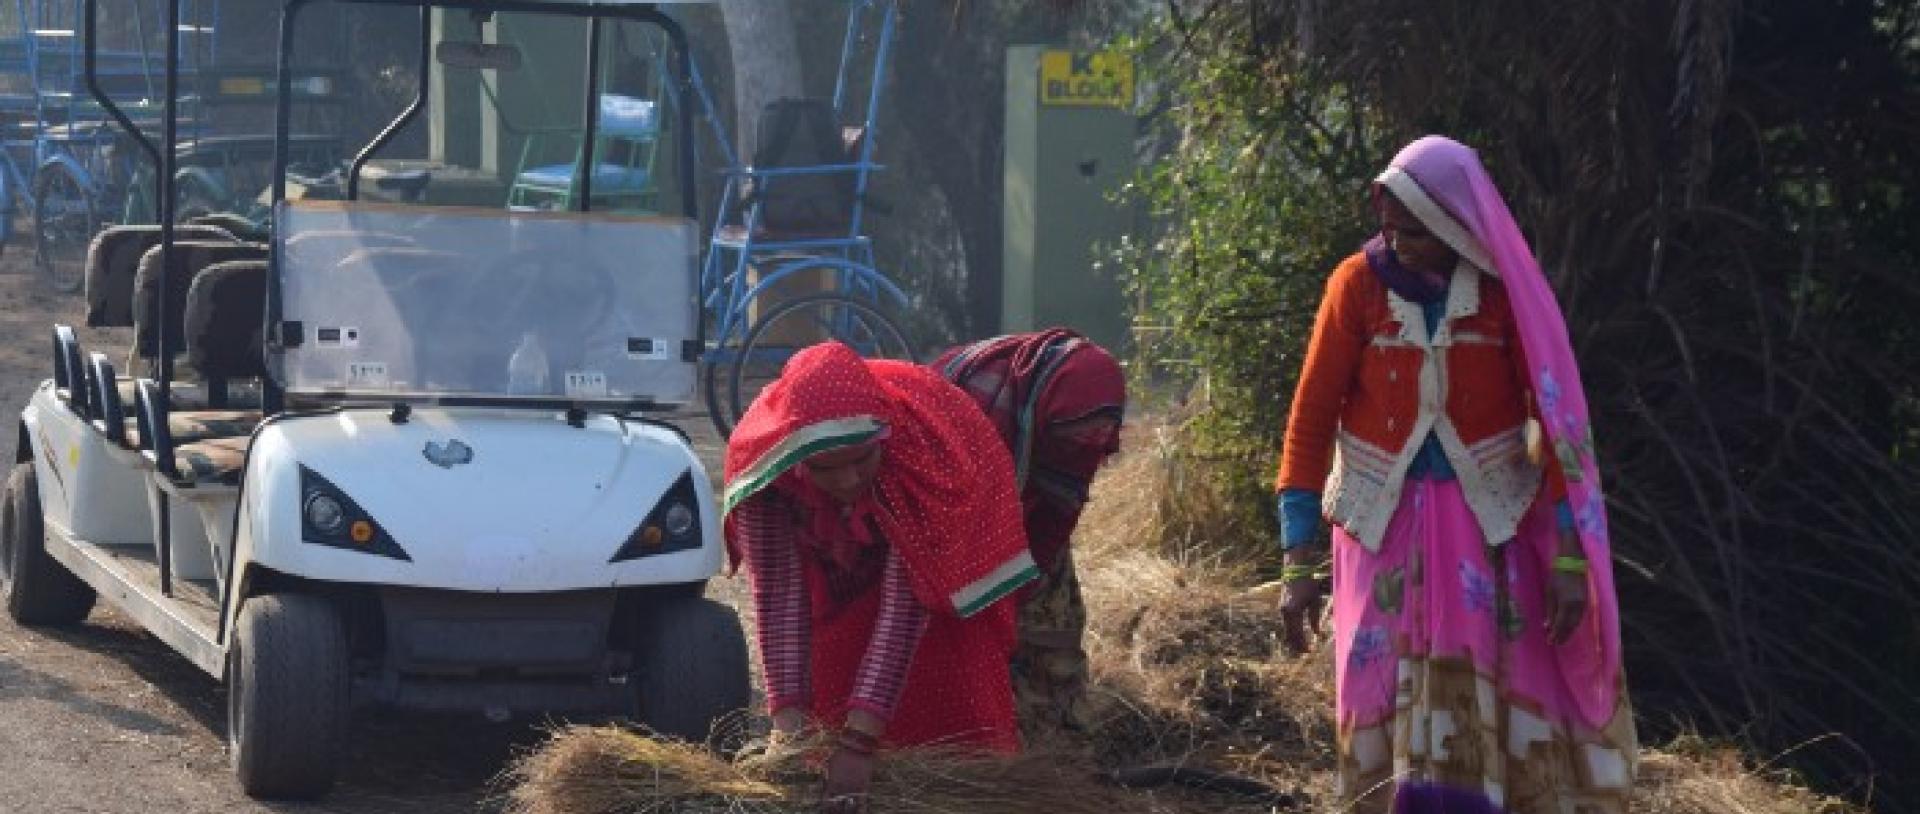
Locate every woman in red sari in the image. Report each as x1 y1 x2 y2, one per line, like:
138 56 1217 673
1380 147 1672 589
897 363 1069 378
722 342 1039 808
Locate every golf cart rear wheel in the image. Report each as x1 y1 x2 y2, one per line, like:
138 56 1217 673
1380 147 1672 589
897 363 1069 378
634 596 750 748
229 592 350 800
31 164 97 296
2 463 97 625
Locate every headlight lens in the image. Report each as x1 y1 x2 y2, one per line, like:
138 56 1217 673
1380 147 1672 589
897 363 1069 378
662 502 695 538
611 472 703 563
303 492 345 533
298 465 410 561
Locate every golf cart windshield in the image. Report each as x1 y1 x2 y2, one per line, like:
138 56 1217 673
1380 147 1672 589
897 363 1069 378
273 200 698 407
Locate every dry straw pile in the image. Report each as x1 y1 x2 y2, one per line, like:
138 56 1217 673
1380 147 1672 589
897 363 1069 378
504 427 1867 813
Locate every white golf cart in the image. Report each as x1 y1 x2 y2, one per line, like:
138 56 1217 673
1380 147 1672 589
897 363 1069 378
4 0 747 800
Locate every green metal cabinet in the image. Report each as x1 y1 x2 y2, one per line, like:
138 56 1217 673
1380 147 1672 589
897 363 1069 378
1002 45 1138 353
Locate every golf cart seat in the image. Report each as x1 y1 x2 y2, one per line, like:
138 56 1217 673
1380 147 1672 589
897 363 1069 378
182 260 270 410
51 325 224 433
79 351 260 464
86 224 241 327
132 240 271 365
124 410 263 451
185 213 271 243
515 163 650 193
118 259 276 485
373 169 432 198
113 260 271 451
171 436 251 486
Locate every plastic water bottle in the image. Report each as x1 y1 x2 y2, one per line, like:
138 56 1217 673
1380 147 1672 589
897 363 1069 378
507 331 549 395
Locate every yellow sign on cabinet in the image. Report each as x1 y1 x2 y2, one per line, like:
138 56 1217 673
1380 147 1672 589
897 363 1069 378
1039 50 1134 109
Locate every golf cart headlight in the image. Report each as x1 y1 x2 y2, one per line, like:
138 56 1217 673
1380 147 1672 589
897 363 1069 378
304 492 346 534
297 465 411 562
610 472 703 563
663 502 695 538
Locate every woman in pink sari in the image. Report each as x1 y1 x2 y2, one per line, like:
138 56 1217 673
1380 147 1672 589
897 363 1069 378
1275 136 1637 812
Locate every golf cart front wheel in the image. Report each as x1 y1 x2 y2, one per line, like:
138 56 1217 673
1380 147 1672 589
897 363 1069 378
633 595 750 748
228 592 350 800
2 462 97 625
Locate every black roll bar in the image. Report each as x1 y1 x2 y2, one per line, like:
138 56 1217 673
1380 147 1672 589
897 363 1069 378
345 6 432 201
83 0 184 600
578 15 602 210
84 1 164 217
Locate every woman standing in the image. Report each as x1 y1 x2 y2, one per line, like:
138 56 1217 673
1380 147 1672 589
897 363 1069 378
935 329 1128 739
1275 136 1636 811
723 342 1037 810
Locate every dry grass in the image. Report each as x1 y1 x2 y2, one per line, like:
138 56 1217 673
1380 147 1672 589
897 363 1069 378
504 425 1868 813
502 724 1206 814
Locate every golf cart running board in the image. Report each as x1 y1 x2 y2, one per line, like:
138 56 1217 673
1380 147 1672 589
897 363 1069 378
41 526 225 677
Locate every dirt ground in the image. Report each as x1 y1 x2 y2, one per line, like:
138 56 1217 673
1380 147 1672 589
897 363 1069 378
0 245 745 812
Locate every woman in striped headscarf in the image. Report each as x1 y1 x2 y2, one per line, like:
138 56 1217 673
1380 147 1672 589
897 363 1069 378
935 329 1127 740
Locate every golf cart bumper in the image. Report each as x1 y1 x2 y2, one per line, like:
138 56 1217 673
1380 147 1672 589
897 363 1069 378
357 585 638 715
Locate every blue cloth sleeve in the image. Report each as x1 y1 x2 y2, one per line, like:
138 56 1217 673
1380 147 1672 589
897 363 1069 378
1279 489 1324 550
1555 500 1575 534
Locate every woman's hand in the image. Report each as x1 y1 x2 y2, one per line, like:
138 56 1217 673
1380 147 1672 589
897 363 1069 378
820 747 877 813
1280 547 1328 655
820 711 883 813
1546 531 1589 645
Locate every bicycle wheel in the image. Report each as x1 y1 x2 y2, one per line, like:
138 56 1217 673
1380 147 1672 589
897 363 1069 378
708 293 914 438
32 165 98 295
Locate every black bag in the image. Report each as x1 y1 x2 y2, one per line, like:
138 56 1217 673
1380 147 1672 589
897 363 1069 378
748 97 857 236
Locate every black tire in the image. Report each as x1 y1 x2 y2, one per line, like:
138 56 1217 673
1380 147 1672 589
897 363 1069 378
633 596 751 747
705 293 913 438
701 320 745 439
2 463 97 625
32 165 98 295
228 592 350 800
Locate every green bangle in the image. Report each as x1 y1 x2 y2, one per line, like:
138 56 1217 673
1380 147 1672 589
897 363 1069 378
1552 556 1589 575
1282 562 1330 582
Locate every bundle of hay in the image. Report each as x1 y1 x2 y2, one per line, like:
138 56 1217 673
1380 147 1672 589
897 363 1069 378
502 725 1212 814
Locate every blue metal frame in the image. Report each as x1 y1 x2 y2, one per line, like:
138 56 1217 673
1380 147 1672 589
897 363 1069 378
696 0 906 361
0 0 229 249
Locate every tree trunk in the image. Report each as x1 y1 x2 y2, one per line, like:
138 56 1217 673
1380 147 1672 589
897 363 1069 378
718 0 805 160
